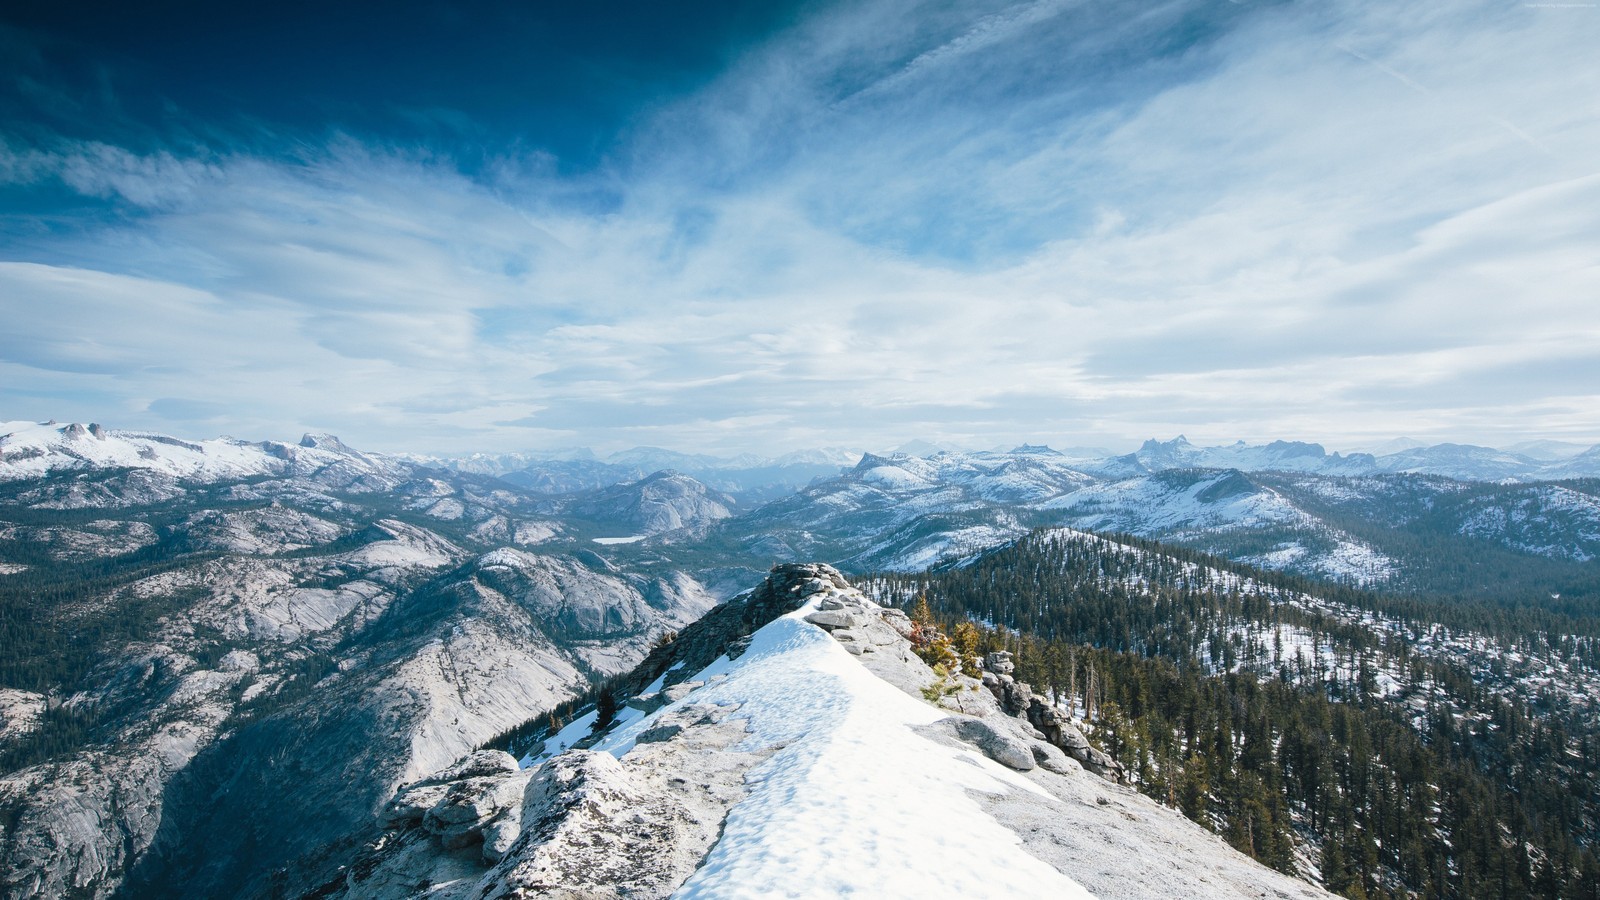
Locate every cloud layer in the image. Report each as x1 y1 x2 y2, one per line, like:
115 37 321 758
2 0 1598 455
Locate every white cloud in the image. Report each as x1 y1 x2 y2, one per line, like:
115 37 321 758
2 0 1598 454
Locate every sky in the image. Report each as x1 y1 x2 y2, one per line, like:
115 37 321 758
2 0 1598 457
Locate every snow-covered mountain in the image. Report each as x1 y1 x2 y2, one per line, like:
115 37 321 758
1545 443 1600 480
707 446 1095 569
389 427 1600 508
1130 436 1376 476
0 434 727 899
1370 442 1547 481
0 419 411 486
430 433 1600 510
8 419 1592 592
318 564 1331 900
700 442 1600 592
1506 439 1593 461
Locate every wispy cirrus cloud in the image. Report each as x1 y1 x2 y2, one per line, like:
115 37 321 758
1 0 1598 455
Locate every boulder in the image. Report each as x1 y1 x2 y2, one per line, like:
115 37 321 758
662 682 700 703
1000 679 1034 716
1074 746 1125 781
1027 698 1090 751
379 783 451 829
1030 740 1081 775
424 775 529 850
482 816 523 863
636 723 685 744
804 609 858 631
432 749 520 783
953 717 1036 772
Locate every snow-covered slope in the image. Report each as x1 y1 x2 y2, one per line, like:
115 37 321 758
0 420 409 485
325 565 1331 900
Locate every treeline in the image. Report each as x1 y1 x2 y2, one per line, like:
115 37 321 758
865 528 1600 899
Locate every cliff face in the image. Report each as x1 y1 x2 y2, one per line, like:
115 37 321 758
321 564 1334 900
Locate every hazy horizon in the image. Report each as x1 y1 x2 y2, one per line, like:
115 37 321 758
6 413 1597 464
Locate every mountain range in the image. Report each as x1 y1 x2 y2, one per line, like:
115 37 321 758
404 432 1600 503
2 419 1598 898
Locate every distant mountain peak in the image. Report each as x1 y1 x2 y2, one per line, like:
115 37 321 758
299 433 354 453
1140 434 1194 450
852 451 907 470
1260 439 1326 457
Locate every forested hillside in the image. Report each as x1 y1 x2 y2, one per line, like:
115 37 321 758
865 529 1600 899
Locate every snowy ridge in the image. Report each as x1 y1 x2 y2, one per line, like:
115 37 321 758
0 420 406 483
619 608 1095 899
332 564 1332 900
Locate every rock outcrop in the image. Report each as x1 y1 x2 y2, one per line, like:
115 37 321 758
326 701 766 899
979 650 1125 781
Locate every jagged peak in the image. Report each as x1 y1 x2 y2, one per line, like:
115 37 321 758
1139 434 1194 452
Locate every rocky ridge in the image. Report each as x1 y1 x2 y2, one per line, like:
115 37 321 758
320 564 1332 899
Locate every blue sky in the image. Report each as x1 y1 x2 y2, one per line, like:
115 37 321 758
2 0 1598 455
